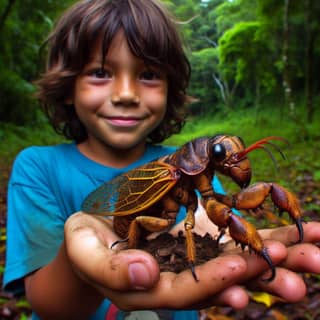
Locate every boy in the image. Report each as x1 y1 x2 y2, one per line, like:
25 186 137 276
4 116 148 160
4 0 320 319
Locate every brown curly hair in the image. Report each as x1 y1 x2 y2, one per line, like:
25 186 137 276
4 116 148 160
36 0 191 143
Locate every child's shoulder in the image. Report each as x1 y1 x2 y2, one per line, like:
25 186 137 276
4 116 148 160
15 143 75 160
12 143 76 173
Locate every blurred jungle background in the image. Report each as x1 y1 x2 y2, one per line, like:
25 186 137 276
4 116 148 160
0 0 320 319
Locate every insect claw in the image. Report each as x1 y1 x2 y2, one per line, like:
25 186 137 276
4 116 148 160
260 248 276 282
294 217 304 243
189 262 199 282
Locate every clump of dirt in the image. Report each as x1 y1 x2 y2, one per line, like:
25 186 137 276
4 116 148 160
139 231 222 273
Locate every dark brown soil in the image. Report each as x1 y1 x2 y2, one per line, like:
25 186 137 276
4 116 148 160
139 231 222 273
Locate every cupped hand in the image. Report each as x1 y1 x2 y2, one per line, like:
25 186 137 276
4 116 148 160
63 212 276 310
65 212 254 310
247 222 320 300
64 212 320 311
221 221 320 304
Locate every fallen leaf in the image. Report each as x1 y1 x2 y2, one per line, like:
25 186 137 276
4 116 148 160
250 291 284 308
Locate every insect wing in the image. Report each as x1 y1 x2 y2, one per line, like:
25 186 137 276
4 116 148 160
81 162 180 216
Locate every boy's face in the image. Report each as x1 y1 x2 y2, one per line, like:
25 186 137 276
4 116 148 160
71 30 168 161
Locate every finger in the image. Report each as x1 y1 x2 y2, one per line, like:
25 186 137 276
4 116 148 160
214 285 249 309
259 221 320 245
222 239 288 282
106 255 247 310
66 212 118 247
190 285 249 310
65 213 160 291
281 243 320 273
208 285 249 310
248 267 307 303
240 240 287 280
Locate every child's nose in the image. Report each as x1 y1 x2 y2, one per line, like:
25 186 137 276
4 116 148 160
111 75 140 105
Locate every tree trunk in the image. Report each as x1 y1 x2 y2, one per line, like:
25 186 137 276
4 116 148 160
282 0 295 116
254 74 261 123
305 0 315 123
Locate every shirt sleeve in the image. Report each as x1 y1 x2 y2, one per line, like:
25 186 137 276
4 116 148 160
4 148 65 295
213 175 241 216
212 175 225 194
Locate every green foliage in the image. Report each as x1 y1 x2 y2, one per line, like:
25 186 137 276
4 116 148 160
189 47 220 114
314 170 320 183
0 122 65 165
172 0 320 117
0 0 320 125
0 66 37 124
218 20 277 102
214 0 257 35
0 0 74 124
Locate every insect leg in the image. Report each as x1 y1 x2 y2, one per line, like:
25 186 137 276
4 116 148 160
214 182 304 243
204 197 276 281
178 187 200 282
126 216 173 248
170 183 199 281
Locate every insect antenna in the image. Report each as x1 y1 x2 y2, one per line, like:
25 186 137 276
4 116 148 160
236 136 288 167
256 145 280 170
264 141 287 160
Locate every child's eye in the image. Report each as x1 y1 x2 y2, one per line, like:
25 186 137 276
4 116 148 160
90 68 111 79
140 69 161 81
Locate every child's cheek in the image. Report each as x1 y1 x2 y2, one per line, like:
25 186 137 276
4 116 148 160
74 85 109 111
145 85 168 112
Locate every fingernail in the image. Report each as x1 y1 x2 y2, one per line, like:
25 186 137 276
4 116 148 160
128 262 151 290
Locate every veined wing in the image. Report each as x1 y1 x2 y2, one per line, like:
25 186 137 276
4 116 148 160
81 161 180 216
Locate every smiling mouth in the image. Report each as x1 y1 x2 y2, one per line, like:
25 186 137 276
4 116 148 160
105 116 142 127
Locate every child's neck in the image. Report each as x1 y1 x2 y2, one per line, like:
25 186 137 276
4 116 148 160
77 139 147 168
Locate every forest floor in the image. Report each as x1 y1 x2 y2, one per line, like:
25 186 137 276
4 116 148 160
0 162 320 320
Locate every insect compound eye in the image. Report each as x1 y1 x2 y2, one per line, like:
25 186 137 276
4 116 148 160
212 143 226 161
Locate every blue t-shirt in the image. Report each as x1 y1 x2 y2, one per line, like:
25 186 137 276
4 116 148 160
4 143 225 320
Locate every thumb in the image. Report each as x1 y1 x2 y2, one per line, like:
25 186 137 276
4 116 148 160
64 212 160 292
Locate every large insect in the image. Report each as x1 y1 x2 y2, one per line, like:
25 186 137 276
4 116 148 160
81 135 303 281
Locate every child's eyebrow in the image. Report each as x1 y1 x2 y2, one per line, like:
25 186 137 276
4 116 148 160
102 56 146 69
84 56 102 66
